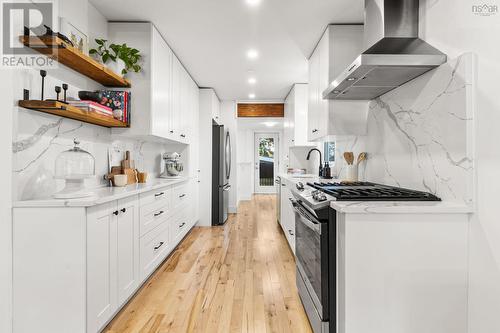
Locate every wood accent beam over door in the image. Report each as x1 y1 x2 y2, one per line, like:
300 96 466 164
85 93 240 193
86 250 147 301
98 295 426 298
237 103 284 117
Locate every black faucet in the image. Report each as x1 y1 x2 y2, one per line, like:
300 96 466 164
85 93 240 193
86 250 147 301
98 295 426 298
306 148 323 178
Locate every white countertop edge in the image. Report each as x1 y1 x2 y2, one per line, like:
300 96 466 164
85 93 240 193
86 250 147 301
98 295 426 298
330 201 474 214
13 177 191 208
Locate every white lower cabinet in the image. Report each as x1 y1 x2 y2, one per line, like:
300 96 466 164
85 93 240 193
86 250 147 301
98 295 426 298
87 196 140 333
13 180 197 333
280 180 296 254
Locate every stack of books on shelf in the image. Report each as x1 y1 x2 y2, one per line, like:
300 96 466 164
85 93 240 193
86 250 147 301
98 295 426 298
69 100 114 118
99 90 131 125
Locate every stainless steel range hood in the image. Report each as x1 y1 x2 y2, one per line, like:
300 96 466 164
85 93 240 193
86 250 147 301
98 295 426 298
323 0 446 100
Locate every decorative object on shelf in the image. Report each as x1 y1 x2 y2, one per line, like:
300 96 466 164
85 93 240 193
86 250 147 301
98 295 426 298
357 152 367 165
89 38 142 76
78 90 102 103
59 17 88 54
99 90 130 124
160 152 184 179
40 70 47 100
23 89 29 100
54 85 61 101
53 139 95 199
62 84 68 103
43 24 73 47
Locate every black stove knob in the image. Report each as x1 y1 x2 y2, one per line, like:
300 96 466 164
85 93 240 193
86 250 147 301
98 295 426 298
296 182 304 191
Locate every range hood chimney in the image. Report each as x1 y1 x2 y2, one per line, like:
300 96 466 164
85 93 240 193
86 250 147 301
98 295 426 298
323 0 446 100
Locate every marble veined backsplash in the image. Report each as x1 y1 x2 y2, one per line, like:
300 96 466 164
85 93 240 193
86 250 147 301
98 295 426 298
335 53 475 205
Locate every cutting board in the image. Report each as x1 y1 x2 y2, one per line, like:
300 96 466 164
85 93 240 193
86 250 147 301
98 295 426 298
123 168 137 185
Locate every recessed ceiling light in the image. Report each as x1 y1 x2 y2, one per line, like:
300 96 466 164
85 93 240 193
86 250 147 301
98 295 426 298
246 49 259 60
245 0 261 6
248 77 257 85
248 93 256 99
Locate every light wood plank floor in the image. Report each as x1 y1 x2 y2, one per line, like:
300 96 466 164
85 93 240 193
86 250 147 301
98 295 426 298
104 194 312 333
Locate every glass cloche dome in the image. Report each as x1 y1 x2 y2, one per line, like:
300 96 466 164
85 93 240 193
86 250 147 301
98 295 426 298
53 139 96 199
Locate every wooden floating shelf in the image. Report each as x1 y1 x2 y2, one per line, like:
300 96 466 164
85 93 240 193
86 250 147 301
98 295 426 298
20 36 131 88
18 100 129 128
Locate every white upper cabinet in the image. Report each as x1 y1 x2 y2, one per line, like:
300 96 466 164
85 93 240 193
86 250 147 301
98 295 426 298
109 22 198 144
285 84 313 148
308 25 369 141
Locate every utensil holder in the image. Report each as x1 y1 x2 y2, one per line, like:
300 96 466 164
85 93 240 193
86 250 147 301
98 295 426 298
345 165 358 182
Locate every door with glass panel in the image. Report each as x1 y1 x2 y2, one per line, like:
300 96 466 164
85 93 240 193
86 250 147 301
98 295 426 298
254 133 279 193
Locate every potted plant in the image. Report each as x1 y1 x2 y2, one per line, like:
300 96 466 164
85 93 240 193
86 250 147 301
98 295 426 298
89 39 142 76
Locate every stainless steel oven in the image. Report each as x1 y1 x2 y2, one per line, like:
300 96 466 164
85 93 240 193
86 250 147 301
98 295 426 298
292 199 336 333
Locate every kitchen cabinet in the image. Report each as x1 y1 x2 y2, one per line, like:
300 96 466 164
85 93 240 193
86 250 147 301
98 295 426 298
284 84 314 168
13 180 197 333
279 179 296 254
307 25 368 141
109 22 199 144
87 196 139 333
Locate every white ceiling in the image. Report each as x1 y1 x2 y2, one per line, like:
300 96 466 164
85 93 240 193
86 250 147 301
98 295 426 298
91 0 363 101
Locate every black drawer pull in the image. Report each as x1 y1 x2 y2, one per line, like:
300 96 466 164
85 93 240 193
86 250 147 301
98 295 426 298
180 134 186 138
154 211 164 217
154 242 164 251
121 208 126 213
288 230 294 236
112 210 119 216
179 194 186 198
155 192 165 197
179 222 186 228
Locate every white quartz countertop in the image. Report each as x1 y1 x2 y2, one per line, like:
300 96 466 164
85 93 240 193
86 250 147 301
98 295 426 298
330 201 474 214
13 178 190 208
279 173 473 214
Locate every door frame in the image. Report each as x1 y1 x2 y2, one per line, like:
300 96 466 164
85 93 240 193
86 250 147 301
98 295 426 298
254 132 280 194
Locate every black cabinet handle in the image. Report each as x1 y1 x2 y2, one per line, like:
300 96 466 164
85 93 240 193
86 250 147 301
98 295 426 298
154 211 164 217
179 222 186 228
155 192 164 197
113 210 119 216
154 242 164 251
121 208 126 213
169 130 174 134
180 134 186 138
179 194 186 198
288 230 294 236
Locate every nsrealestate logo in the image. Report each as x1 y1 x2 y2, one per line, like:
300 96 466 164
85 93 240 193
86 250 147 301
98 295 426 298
472 3 499 16
1 1 56 68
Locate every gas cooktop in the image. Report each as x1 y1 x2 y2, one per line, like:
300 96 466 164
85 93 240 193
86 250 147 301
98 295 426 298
307 181 441 202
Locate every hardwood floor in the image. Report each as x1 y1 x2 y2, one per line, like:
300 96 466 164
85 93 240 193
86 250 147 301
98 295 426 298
104 194 312 333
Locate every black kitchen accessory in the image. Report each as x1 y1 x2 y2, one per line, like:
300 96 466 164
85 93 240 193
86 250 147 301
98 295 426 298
43 25 74 46
55 86 61 101
62 84 68 103
40 70 47 100
78 91 103 103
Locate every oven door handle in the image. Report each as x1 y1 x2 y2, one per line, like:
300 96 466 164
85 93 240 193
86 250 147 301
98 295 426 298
291 200 321 234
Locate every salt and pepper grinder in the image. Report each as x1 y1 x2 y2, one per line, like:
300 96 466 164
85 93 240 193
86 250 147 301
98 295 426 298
62 84 68 103
40 70 47 100
55 86 61 102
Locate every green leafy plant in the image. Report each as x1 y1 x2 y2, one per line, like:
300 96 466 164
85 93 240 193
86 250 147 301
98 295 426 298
89 39 142 75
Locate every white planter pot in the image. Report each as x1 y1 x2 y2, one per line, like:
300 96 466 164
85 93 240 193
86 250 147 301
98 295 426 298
107 59 126 76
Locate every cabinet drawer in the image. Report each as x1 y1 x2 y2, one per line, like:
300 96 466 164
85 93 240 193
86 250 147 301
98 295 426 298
170 207 189 245
171 182 190 210
140 221 170 280
140 202 169 236
139 187 170 209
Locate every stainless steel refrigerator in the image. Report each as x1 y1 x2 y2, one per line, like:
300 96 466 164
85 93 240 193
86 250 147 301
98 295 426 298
212 121 231 225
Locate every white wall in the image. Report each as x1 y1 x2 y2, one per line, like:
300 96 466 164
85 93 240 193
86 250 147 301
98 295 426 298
419 2 500 332
220 102 238 213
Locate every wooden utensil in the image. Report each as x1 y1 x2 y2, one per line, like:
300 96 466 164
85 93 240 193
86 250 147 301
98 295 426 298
121 151 132 169
343 152 354 165
357 152 367 165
